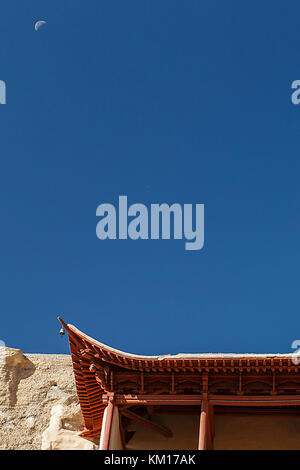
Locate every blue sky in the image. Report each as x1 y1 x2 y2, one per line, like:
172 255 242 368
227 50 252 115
1 0 300 355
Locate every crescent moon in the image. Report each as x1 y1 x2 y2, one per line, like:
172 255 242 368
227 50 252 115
35 20 46 31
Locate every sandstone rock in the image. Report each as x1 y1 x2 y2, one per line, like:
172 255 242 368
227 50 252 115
41 404 95 450
0 347 97 450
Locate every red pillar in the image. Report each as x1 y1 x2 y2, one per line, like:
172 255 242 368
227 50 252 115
99 400 114 450
198 399 208 450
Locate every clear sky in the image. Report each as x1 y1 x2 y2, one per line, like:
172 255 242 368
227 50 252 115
1 0 300 355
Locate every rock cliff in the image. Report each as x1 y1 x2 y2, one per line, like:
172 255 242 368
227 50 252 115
0 347 96 450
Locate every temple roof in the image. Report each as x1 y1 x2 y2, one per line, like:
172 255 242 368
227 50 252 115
58 317 298 439
62 320 292 360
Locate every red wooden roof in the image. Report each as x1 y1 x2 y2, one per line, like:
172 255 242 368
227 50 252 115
58 317 298 439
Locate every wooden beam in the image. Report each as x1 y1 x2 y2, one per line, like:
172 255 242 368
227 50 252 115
209 395 300 406
104 393 300 407
120 409 173 438
103 394 202 405
198 399 208 450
